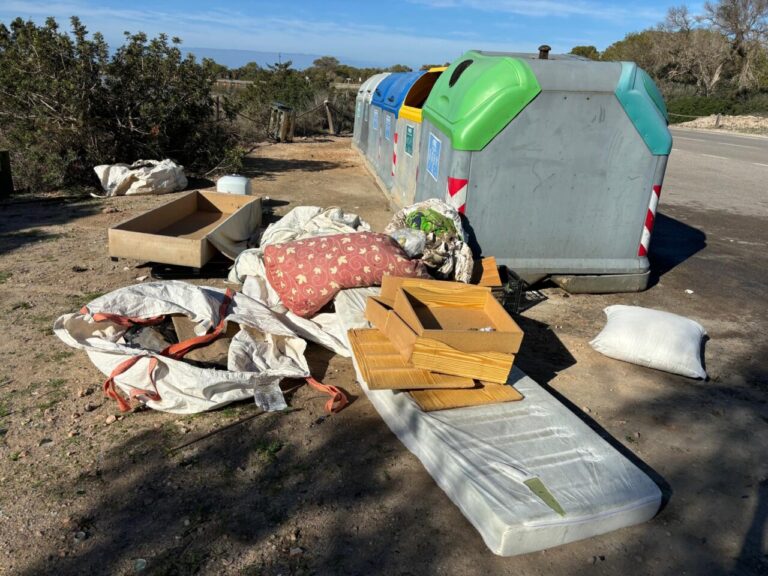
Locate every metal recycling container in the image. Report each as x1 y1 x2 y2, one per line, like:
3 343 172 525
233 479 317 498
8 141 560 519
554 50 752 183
369 71 426 190
390 67 447 207
415 50 672 292
354 73 390 155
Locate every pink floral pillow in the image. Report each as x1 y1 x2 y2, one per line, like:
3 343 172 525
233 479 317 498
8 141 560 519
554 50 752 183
264 232 428 317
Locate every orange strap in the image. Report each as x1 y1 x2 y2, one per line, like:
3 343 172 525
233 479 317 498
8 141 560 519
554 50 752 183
86 310 165 327
103 355 161 412
161 289 234 360
306 377 349 413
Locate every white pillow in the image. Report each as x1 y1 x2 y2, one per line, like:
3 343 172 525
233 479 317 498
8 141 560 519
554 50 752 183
590 305 707 379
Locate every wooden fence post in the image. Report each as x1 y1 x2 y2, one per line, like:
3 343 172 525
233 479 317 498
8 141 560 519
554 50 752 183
0 151 13 198
324 100 335 135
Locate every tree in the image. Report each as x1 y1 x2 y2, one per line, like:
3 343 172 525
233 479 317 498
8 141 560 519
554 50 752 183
387 64 413 72
601 31 664 74
658 5 731 95
238 61 315 132
105 32 234 171
0 17 110 189
703 0 768 90
313 56 340 71
569 45 600 60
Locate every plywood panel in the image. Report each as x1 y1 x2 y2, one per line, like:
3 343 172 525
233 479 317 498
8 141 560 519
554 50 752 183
410 337 514 384
348 329 474 390
380 275 490 300
159 212 230 239
409 381 524 411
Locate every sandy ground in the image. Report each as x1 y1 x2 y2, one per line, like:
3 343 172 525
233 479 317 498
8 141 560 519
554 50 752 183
0 137 766 576
678 114 768 135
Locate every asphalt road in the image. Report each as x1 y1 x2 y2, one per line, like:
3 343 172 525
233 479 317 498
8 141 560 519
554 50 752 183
664 127 768 217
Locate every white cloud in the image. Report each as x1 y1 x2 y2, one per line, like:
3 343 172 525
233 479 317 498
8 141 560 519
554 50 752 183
410 0 663 21
0 0 560 66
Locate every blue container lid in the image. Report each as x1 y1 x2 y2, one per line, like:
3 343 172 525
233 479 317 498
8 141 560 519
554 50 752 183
371 71 425 117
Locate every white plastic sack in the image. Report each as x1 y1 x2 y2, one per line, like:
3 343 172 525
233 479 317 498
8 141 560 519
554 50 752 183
384 198 473 283
93 159 187 197
590 305 707 379
54 281 313 413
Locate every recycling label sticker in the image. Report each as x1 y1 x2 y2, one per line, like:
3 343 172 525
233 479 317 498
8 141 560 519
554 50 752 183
372 108 379 130
405 125 415 157
427 132 441 181
384 114 392 141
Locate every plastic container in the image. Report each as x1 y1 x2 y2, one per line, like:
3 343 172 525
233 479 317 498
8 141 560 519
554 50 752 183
368 71 425 190
354 73 390 155
414 50 672 292
216 174 251 196
390 67 446 207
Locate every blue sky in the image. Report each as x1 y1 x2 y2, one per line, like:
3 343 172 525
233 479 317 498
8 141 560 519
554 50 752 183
1 1 697 68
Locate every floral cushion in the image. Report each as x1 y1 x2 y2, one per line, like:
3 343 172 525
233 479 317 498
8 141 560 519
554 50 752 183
264 232 428 317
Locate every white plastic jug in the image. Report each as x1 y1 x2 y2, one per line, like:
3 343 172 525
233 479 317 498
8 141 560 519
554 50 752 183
216 174 251 195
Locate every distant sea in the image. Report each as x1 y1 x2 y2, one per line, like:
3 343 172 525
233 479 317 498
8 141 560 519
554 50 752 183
184 47 378 70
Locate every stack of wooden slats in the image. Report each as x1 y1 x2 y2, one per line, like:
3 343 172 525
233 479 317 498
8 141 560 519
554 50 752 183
349 259 526 411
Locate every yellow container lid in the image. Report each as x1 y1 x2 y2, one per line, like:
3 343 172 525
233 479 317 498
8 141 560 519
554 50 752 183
398 67 448 124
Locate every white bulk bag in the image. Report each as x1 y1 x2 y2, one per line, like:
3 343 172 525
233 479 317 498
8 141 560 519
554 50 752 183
93 159 187 196
54 281 319 414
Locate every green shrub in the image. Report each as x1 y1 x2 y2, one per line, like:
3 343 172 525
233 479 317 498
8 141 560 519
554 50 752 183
0 17 238 192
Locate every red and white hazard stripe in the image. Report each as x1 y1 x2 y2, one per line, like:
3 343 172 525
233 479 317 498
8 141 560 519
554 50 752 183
391 132 397 176
638 184 662 257
446 177 468 214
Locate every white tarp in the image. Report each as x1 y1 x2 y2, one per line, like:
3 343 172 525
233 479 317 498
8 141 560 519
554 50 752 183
334 288 663 556
227 206 371 357
93 159 187 197
54 281 319 414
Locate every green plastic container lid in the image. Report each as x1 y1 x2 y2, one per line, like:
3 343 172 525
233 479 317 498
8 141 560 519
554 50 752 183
422 51 541 151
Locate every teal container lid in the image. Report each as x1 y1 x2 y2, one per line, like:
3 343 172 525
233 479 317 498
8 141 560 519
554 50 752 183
615 63 672 156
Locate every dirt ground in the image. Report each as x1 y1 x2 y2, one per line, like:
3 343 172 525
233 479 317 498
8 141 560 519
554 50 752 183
0 137 766 576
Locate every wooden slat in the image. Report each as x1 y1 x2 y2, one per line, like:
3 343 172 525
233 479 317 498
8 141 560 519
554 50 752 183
380 275 490 300
476 257 503 287
410 337 514 384
348 329 475 390
409 381 524 411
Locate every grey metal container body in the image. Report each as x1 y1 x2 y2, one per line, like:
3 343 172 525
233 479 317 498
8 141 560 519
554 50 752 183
366 106 383 171
415 59 669 288
373 108 397 190
391 117 422 207
355 74 389 156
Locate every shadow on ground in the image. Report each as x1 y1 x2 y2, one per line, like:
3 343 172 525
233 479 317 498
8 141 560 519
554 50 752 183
648 211 707 287
0 194 103 255
15 333 768 575
241 157 342 181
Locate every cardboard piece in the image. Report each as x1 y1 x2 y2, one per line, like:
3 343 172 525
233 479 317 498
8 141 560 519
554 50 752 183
171 315 241 367
348 328 474 390
109 191 261 267
409 381 524 411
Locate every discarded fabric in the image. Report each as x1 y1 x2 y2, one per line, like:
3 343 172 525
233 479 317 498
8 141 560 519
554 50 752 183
53 281 348 414
385 199 473 283
263 232 429 317
94 159 187 197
